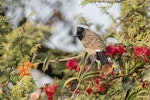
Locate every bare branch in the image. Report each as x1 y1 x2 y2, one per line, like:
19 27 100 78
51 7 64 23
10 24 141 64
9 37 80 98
97 0 124 3
49 53 85 62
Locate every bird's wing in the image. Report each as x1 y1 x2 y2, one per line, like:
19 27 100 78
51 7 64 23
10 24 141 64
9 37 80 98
82 30 106 51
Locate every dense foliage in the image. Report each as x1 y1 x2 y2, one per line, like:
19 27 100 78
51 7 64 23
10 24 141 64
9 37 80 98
0 0 150 100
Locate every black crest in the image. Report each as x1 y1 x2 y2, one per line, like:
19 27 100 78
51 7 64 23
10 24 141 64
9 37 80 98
75 27 85 40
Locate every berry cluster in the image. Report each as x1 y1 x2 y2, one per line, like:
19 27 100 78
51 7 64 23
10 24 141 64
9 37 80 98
41 83 58 100
105 44 126 57
134 46 150 62
18 62 35 77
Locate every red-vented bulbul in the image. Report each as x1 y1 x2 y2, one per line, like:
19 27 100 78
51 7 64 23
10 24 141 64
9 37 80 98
75 27 112 74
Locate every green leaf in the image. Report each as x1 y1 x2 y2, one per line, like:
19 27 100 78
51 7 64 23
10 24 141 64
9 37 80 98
82 71 99 80
63 77 79 88
136 89 148 95
135 62 145 69
126 89 149 100
0 75 7 83
42 57 51 72
0 94 3 100
83 74 100 80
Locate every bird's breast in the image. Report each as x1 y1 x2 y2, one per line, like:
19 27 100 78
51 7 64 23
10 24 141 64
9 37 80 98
84 48 97 55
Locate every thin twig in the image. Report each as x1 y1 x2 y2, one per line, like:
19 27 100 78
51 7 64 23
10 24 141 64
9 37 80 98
70 82 80 100
97 0 125 3
81 58 95 77
70 57 95 99
49 53 85 63
106 67 147 85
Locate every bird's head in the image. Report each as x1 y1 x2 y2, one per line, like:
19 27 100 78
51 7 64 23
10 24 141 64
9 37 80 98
75 27 85 40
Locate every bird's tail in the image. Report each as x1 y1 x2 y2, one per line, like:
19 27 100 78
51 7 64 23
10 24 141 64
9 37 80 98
96 51 109 65
96 51 113 74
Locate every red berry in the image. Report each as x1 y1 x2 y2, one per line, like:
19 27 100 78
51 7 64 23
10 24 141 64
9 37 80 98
94 78 100 84
76 67 80 72
141 82 147 88
117 45 126 56
134 46 150 62
75 89 80 94
105 45 117 57
97 85 105 93
66 59 78 70
44 83 58 97
86 88 92 94
134 46 143 57
100 74 105 79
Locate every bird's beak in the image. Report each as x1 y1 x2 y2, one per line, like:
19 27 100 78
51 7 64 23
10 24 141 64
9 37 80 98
74 35 79 37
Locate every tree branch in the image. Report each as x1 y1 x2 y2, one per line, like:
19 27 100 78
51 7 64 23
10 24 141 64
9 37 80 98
49 53 85 62
97 0 124 3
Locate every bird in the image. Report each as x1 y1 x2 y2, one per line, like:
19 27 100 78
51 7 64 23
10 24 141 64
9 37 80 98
75 27 112 74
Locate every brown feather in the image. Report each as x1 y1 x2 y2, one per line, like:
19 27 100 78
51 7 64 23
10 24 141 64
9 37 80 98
81 29 106 55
